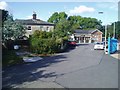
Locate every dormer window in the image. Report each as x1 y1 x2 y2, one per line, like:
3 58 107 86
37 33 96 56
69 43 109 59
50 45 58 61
28 26 31 30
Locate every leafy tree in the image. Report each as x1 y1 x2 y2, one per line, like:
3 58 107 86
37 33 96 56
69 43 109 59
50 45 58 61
58 12 67 21
2 14 26 43
1 11 26 48
116 21 120 39
108 21 120 39
48 12 103 33
48 12 59 24
48 12 68 24
30 30 62 54
54 19 71 37
0 9 9 24
67 16 102 30
47 11 103 46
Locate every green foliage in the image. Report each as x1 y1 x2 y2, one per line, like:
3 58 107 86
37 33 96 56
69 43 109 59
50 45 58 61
0 9 9 23
48 12 68 24
105 21 120 39
30 30 62 54
2 14 26 42
116 21 120 39
48 12 103 38
48 12 59 24
2 50 22 67
54 20 71 37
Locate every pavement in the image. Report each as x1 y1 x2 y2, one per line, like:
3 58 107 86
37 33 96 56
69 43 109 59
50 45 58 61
110 50 120 60
2 44 118 88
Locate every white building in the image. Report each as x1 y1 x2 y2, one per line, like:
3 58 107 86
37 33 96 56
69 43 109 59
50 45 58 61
15 12 55 37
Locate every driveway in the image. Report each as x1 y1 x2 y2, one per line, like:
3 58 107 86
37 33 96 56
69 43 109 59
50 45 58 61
2 44 118 88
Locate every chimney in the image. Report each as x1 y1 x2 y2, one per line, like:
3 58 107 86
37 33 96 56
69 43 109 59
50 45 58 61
33 11 37 19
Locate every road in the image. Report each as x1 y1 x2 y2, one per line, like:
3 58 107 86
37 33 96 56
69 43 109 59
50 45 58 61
2 44 118 88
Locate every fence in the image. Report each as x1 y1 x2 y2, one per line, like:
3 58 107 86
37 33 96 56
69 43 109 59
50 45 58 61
108 37 118 54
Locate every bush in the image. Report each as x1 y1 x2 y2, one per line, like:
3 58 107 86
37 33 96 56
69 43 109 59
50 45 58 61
30 30 69 54
30 38 61 54
2 50 22 67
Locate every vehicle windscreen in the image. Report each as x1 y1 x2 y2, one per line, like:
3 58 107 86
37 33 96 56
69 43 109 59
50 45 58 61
96 42 103 45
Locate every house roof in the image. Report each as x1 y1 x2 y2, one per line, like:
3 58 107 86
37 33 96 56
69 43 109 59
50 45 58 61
15 19 55 26
74 29 102 34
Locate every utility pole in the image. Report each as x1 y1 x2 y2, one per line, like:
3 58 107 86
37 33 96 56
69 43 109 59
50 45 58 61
113 22 115 38
104 25 107 54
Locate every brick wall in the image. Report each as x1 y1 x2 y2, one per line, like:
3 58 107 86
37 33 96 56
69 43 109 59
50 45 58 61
91 31 102 42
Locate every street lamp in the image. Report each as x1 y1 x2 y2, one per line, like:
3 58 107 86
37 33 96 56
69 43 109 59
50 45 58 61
98 11 107 54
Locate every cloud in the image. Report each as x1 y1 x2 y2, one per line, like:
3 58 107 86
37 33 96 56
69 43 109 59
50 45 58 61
96 2 118 11
110 3 118 11
69 5 95 14
48 11 55 16
63 5 67 10
48 11 53 15
26 15 32 19
0 1 8 10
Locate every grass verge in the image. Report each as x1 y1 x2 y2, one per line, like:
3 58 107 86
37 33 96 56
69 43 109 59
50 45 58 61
2 50 23 68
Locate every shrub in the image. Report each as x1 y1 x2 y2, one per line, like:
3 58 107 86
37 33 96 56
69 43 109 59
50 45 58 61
30 38 61 54
2 50 22 67
30 30 68 54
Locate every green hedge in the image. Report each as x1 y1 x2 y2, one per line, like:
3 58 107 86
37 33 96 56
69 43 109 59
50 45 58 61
30 30 69 54
30 38 61 54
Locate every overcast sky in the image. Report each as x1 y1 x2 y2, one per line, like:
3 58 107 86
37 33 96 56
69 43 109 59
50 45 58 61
0 1 118 25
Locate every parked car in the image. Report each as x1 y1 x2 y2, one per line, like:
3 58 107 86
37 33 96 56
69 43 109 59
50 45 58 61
94 42 104 50
68 40 77 46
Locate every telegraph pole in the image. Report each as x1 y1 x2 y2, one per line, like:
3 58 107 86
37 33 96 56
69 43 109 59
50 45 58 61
113 22 115 38
104 25 107 54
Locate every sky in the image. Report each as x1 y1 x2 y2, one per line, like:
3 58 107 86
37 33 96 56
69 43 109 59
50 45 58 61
0 1 119 25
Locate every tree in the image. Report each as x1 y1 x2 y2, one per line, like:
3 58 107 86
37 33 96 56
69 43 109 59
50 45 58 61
105 21 120 39
54 19 71 37
48 12 59 24
48 12 68 24
2 14 26 43
58 12 67 21
30 30 61 54
48 11 103 39
0 9 9 24
116 21 120 39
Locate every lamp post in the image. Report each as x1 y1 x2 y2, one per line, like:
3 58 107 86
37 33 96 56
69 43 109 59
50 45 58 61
98 11 107 54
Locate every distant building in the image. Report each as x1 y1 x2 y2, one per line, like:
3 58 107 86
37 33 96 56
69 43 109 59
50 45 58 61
15 12 55 37
74 29 103 43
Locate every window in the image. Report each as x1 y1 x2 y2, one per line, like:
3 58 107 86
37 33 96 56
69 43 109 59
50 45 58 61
46 27 49 31
27 26 31 30
40 26 43 30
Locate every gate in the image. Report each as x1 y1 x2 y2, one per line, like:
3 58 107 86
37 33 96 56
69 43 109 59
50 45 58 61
108 37 118 54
